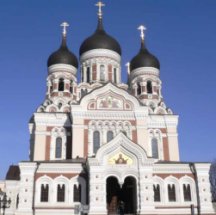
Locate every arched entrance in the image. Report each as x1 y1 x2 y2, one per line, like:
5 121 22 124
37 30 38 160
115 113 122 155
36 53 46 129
106 176 137 214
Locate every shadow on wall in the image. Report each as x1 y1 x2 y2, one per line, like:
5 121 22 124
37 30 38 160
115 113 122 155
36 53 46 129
209 160 216 212
213 202 216 212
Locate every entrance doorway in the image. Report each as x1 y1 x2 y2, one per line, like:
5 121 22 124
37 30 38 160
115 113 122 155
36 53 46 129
106 176 137 214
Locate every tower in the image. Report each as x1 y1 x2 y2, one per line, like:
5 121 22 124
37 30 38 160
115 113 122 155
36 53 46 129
29 23 78 162
78 2 124 99
128 26 171 115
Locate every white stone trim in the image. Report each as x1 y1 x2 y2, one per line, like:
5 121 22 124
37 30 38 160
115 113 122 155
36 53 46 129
130 67 160 80
179 175 196 203
164 176 181 203
50 127 67 160
35 175 86 207
148 129 164 160
80 49 121 63
48 64 77 76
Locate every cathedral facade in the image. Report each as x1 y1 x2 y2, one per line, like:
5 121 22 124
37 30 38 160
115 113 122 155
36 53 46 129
3 2 216 215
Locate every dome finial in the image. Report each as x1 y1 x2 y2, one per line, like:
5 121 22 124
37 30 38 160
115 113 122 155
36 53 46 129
138 25 146 48
60 22 69 37
95 1 105 19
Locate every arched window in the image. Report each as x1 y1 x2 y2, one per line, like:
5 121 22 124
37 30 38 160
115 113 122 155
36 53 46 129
154 184 161 202
57 184 65 202
107 131 114 142
73 184 81 202
70 81 73 93
81 89 87 97
151 138 159 159
100 65 105 81
147 81 153 94
168 184 176 202
58 78 64 91
93 131 100 154
16 194 19 209
55 137 62 158
40 184 49 202
113 68 117 83
49 85 53 94
137 82 141 95
86 67 90 83
183 184 192 201
81 67 84 82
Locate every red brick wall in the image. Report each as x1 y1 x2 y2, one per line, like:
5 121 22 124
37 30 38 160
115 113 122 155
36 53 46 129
45 136 51 161
108 64 112 81
35 173 79 180
132 130 137 143
92 64 97 81
153 173 194 179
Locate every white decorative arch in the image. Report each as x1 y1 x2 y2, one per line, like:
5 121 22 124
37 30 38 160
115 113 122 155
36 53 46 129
53 175 69 203
154 106 167 115
79 82 141 111
179 175 196 203
70 175 86 204
35 175 53 204
148 129 163 160
88 120 134 156
95 133 148 166
50 127 67 160
164 176 180 203
153 176 165 203
87 133 154 215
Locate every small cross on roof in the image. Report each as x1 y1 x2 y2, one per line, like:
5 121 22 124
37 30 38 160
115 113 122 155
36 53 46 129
95 1 105 18
61 22 69 36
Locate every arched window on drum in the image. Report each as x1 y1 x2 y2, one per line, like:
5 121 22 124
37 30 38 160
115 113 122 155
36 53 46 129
151 138 159 159
147 80 153 94
55 137 62 158
93 131 100 154
100 65 105 81
107 131 114 142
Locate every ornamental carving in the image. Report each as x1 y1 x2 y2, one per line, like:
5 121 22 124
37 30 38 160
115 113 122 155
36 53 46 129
98 96 123 109
108 153 133 165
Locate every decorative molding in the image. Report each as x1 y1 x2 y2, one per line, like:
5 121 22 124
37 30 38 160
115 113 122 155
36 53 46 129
48 64 77 76
130 67 160 80
80 49 121 63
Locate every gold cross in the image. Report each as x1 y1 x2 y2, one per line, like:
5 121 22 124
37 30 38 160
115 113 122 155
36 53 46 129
95 1 105 18
61 22 69 36
138 25 147 41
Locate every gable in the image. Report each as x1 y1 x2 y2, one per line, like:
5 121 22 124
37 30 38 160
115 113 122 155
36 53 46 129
79 83 141 111
90 133 153 167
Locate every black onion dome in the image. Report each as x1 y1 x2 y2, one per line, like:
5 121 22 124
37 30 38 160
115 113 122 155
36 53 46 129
79 18 121 56
130 42 160 71
47 36 78 68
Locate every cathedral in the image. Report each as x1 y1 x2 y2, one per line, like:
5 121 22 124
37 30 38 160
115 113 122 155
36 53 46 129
2 2 215 215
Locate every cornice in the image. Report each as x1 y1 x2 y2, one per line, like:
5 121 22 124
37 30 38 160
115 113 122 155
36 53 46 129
37 163 83 173
48 64 77 76
148 115 179 127
130 67 160 80
153 163 192 174
71 110 148 120
80 49 121 63
34 112 71 126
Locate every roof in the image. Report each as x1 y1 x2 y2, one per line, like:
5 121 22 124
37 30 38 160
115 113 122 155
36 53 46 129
79 18 121 56
5 165 20 181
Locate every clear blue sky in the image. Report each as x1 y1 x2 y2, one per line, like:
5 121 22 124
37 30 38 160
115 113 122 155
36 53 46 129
0 0 216 179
